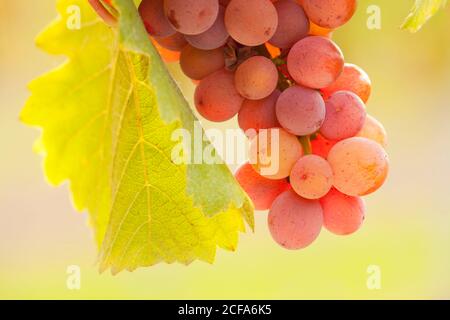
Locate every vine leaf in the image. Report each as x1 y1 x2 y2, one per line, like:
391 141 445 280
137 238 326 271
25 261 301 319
401 0 447 32
21 0 254 274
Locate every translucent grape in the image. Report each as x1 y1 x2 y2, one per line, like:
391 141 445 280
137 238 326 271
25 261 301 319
321 63 372 103
320 188 366 236
269 0 309 49
311 134 336 159
249 128 303 180
164 0 219 35
139 0 175 37
238 90 280 135
356 115 388 148
225 0 278 46
268 189 323 250
287 36 344 89
153 32 187 51
234 56 279 100
180 45 225 80
194 69 244 122
290 155 333 200
235 162 290 210
276 85 326 136
320 91 366 141
309 21 333 38
328 137 389 196
302 0 357 29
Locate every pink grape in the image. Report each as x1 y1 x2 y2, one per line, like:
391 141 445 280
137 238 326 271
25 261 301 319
164 0 219 35
328 137 389 196
287 36 344 89
235 56 279 100
290 155 333 200
320 188 366 236
225 0 278 46
276 85 326 136
184 6 229 50
194 69 244 122
302 0 358 29
249 128 303 180
139 0 175 37
153 32 187 51
238 90 281 135
180 45 225 80
268 189 323 250
356 115 388 148
320 91 367 141
321 63 372 103
311 134 336 159
235 162 290 210
269 0 310 49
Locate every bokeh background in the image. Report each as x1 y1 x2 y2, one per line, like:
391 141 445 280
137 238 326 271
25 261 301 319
1 0 450 299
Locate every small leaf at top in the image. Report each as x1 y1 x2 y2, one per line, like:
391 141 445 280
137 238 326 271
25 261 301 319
401 0 447 32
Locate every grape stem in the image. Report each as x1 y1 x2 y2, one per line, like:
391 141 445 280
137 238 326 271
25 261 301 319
299 136 312 155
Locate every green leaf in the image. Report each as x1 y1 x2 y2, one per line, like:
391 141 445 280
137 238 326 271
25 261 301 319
21 0 254 274
401 0 447 32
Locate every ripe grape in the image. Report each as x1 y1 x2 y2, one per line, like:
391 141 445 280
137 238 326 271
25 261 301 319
269 0 309 49
180 45 225 80
290 155 333 200
225 0 278 46
234 56 279 100
320 188 366 236
184 6 229 50
311 134 336 159
268 189 323 250
356 115 388 148
287 36 344 89
164 0 219 35
153 32 187 51
321 63 372 103
235 162 290 210
302 0 357 29
238 90 281 135
249 128 303 180
194 69 244 122
139 0 175 37
276 85 326 136
328 137 389 196
320 91 367 141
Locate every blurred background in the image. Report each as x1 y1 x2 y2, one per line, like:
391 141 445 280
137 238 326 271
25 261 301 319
1 0 449 299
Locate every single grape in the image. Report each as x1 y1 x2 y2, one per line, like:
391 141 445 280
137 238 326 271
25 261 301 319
268 189 323 250
194 69 244 122
287 36 344 89
320 188 366 236
225 0 278 46
164 0 219 35
356 115 388 148
238 90 281 135
321 63 372 103
153 32 187 51
139 0 175 37
311 134 336 159
235 162 290 210
328 137 389 196
302 0 357 29
184 6 229 50
320 91 366 141
234 56 279 100
249 128 303 180
269 0 309 49
276 85 326 136
180 45 225 80
290 155 333 200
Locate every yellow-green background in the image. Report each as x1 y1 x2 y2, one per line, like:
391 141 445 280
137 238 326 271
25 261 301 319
1 0 449 299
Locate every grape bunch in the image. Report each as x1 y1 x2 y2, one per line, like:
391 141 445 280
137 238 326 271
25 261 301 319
139 0 389 250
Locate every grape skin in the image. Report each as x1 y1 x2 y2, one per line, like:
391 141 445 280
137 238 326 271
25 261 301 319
356 115 388 148
320 91 367 141
268 189 323 250
153 32 187 51
194 69 244 122
320 188 366 236
290 155 333 200
328 137 389 196
234 56 279 100
139 0 175 37
276 85 326 136
302 0 358 29
287 36 344 89
225 0 278 46
180 45 225 80
311 134 336 159
235 162 290 210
